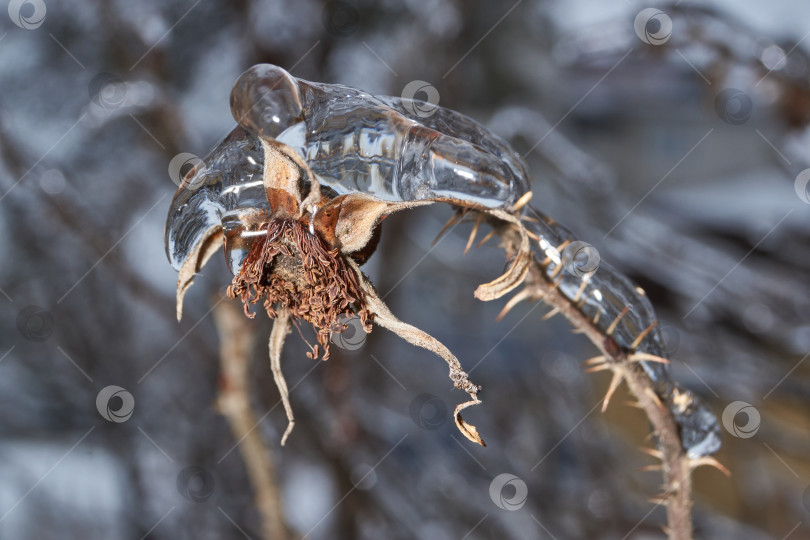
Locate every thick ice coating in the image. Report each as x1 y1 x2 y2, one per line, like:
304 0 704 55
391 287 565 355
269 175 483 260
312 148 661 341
164 64 721 458
166 64 532 273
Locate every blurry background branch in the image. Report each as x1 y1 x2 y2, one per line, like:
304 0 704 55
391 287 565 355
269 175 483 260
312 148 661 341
1 1 809 539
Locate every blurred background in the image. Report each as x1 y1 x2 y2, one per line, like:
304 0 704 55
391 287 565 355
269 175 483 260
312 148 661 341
1 0 809 538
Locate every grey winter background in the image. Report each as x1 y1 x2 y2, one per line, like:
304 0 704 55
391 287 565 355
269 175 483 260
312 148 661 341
1 0 809 538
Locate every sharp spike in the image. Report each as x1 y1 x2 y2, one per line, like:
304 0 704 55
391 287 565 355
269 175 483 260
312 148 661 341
628 352 670 365
432 211 461 245
639 446 664 460
476 229 496 248
525 229 540 242
689 457 731 476
496 289 533 321
585 363 612 373
513 191 533 211
542 306 560 321
601 370 624 412
572 277 589 303
583 355 608 366
630 320 659 350
464 214 484 254
592 310 602 325
555 239 571 253
570 327 586 334
605 306 631 337
638 464 663 472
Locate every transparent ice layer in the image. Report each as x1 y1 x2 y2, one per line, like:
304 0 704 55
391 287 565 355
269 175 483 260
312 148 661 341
523 207 721 457
165 64 721 457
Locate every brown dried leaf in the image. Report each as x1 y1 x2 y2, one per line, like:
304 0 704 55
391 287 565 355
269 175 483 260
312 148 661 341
455 400 486 447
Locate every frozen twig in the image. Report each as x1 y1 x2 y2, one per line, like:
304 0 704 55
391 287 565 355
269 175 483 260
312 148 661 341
493 220 695 540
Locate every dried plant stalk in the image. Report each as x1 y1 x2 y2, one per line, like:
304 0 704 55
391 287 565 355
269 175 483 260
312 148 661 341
491 219 695 540
214 300 290 540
